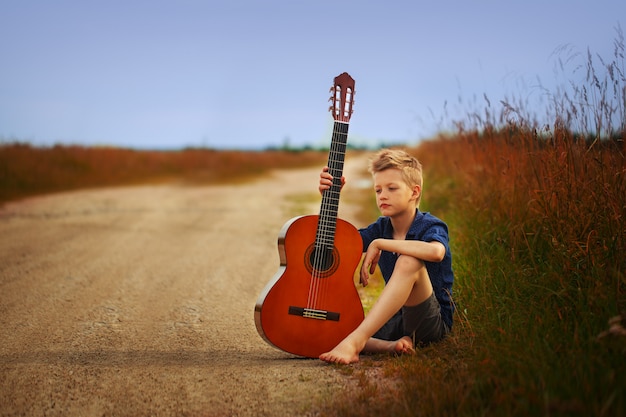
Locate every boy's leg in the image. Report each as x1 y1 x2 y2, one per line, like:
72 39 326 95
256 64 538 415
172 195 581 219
361 334 415 355
319 255 433 364
361 311 413 355
361 294 448 355
402 292 450 345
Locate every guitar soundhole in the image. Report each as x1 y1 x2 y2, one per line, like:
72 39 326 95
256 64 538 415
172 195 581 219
305 244 340 278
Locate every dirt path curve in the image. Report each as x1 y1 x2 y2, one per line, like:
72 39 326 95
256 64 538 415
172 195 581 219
0 154 372 417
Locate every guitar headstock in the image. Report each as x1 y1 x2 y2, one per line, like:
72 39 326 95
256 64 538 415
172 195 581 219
329 72 355 122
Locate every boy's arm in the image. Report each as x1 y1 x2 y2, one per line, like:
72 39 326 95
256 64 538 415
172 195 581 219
371 239 446 262
360 238 445 286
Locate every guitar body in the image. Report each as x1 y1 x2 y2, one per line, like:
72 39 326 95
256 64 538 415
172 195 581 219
254 215 364 358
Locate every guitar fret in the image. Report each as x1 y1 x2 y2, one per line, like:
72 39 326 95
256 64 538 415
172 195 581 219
318 219 337 226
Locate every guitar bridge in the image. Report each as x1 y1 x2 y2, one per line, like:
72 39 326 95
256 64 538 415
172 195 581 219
288 306 340 321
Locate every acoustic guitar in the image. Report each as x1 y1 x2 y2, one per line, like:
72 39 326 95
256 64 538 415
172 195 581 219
254 72 364 358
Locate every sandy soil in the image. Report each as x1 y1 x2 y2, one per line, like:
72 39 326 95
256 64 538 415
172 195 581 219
0 156 373 416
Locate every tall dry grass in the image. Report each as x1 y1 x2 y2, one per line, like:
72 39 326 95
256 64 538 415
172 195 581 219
319 26 625 417
0 144 327 203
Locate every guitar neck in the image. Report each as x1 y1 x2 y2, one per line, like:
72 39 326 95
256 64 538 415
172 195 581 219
317 120 349 249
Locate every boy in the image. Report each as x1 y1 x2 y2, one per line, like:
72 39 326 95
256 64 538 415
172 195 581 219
318 149 454 364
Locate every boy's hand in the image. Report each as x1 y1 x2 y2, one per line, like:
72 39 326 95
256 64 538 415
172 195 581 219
360 239 382 287
319 166 346 195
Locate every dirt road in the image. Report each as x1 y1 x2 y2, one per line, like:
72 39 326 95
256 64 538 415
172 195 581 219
0 156 371 416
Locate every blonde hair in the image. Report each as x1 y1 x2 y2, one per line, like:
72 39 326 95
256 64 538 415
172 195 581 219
368 149 423 206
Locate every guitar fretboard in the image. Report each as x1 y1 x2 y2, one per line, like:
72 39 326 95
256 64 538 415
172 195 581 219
316 120 349 249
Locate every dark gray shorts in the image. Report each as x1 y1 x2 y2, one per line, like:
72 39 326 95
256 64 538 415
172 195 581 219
372 292 450 346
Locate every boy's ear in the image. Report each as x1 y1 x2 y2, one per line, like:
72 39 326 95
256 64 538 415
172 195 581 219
412 184 421 200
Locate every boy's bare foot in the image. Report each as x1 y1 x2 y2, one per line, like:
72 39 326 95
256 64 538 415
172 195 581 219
319 339 361 364
394 336 415 355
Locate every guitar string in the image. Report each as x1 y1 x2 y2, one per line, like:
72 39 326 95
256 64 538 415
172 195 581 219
308 121 336 311
320 123 347 311
308 121 337 311
322 123 342 310
314 127 336 311
324 125 347 312
308 121 347 312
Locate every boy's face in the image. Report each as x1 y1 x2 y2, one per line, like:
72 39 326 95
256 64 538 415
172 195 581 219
372 168 420 217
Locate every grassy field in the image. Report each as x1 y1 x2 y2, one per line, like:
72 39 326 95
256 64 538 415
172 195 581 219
318 30 625 417
327 130 624 417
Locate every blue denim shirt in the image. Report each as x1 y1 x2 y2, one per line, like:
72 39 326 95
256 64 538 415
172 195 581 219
359 210 455 328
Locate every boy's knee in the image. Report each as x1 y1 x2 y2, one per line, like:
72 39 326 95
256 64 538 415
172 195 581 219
395 255 425 274
395 255 433 305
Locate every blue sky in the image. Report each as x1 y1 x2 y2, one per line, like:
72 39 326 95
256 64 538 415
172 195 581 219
1 1 624 149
